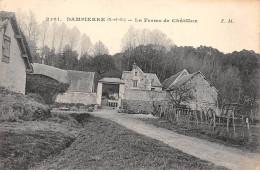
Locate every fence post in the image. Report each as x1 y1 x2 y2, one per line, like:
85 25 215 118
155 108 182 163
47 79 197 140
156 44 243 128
200 111 203 128
232 111 236 136
160 107 163 118
246 118 252 142
227 114 229 133
176 109 179 122
241 115 244 138
213 113 216 131
218 114 221 128
164 107 166 120
197 111 199 126
188 111 191 125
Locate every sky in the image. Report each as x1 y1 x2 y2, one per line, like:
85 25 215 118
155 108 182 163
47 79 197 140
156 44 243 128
1 0 259 55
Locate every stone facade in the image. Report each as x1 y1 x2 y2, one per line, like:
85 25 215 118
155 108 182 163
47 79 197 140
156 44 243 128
119 63 165 112
56 92 97 105
123 89 166 101
183 73 218 111
55 71 97 105
122 66 152 91
163 70 218 112
122 100 154 113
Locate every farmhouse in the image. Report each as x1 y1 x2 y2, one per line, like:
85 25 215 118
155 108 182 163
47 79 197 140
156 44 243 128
55 70 98 105
0 11 33 94
162 69 218 112
97 62 166 113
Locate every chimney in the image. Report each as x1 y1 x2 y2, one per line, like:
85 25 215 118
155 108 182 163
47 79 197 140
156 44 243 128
132 61 137 70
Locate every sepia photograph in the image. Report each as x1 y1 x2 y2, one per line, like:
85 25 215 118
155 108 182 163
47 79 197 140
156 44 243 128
0 0 259 171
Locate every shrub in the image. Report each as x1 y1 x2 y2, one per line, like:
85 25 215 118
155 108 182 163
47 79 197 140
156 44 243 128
0 88 51 121
26 93 45 104
26 74 70 104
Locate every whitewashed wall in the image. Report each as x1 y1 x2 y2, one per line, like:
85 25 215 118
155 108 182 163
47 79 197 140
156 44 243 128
0 20 26 94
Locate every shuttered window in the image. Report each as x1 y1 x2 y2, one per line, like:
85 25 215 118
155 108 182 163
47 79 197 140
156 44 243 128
2 35 11 63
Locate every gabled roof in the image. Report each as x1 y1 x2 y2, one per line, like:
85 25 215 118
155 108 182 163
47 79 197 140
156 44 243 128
162 71 182 89
99 78 125 84
172 72 198 88
122 69 162 87
170 71 219 93
0 11 33 72
67 70 95 93
145 73 162 87
162 69 189 89
31 63 70 84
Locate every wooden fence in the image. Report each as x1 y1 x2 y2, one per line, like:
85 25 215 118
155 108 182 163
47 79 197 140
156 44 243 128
153 104 259 141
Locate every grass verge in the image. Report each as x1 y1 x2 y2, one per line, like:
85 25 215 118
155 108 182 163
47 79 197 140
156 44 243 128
139 118 260 153
35 113 226 170
0 115 82 169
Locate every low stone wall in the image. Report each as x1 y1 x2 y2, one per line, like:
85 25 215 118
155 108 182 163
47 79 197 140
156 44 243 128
55 92 97 105
122 99 163 114
123 90 166 101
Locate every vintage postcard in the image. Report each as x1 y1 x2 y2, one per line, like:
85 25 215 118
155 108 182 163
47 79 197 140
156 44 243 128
0 0 259 170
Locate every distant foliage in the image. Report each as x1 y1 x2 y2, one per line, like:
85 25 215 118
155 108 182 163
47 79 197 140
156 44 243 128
16 11 259 106
114 45 260 105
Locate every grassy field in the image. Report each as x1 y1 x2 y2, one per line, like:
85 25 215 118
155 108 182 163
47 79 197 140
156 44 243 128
140 118 260 153
35 113 226 170
0 115 82 169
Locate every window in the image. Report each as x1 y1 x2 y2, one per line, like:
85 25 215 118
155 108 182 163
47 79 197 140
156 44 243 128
135 72 138 76
2 35 11 63
151 88 155 91
133 80 138 87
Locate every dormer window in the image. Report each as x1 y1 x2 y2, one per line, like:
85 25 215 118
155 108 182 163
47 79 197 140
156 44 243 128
2 35 10 63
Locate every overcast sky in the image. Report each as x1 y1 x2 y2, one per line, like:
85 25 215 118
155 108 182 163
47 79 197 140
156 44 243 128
1 0 259 55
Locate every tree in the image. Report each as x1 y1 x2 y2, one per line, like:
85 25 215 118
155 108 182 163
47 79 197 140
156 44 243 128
80 33 93 57
38 21 49 48
167 84 195 107
121 25 137 51
50 22 58 51
24 10 38 42
57 23 68 53
56 45 78 70
93 41 109 57
121 26 173 52
80 54 120 78
67 26 80 50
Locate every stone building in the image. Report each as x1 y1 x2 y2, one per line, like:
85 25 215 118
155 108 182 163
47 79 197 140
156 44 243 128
56 70 98 105
122 62 163 92
96 62 166 112
120 62 166 113
162 69 218 112
0 11 33 94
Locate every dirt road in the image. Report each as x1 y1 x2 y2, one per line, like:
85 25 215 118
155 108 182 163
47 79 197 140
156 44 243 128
91 109 260 170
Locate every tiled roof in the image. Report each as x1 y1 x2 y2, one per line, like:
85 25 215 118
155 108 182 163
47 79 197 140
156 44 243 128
67 70 95 93
32 63 70 84
162 71 182 89
0 11 33 71
99 78 124 84
122 71 162 87
172 72 198 88
169 71 219 92
145 73 162 87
